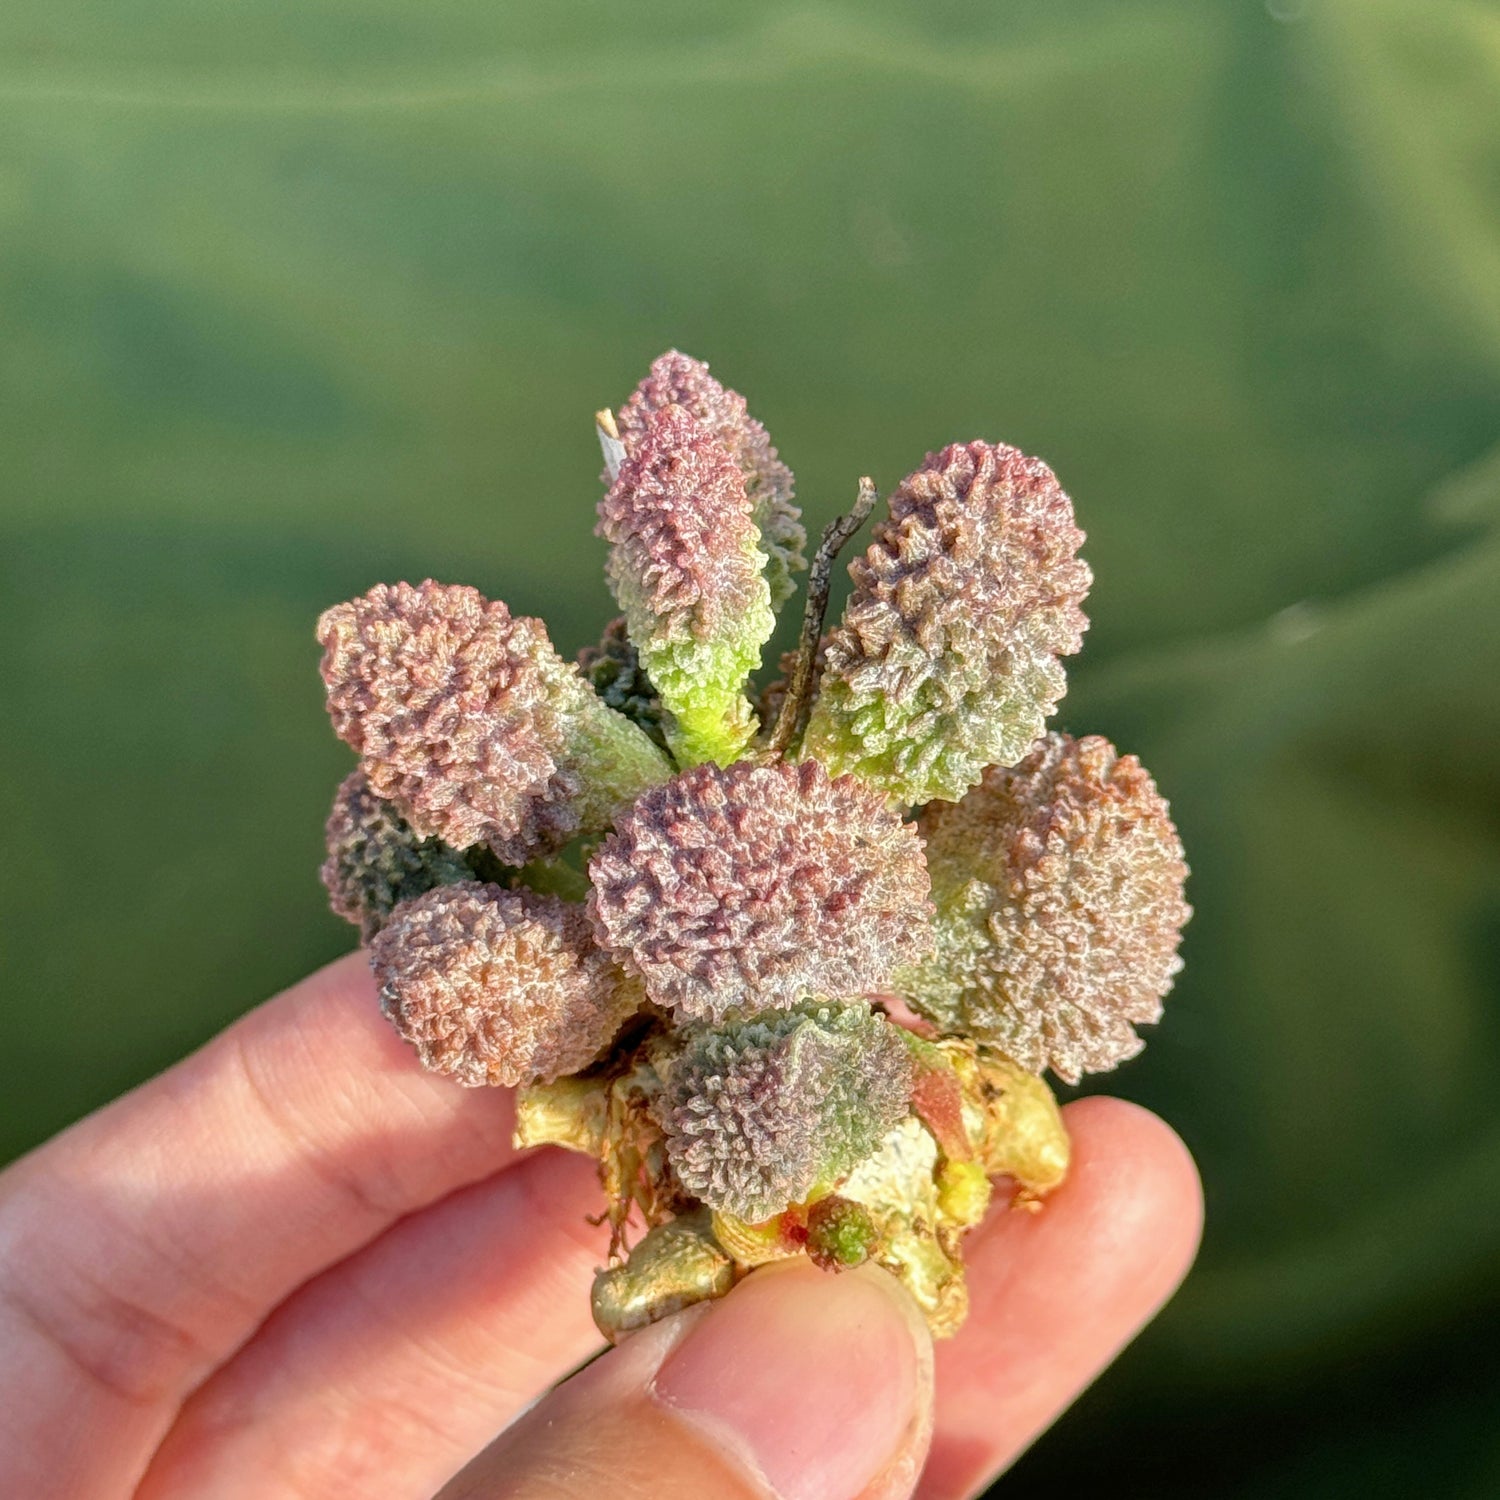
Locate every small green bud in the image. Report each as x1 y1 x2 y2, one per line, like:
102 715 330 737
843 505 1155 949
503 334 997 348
805 1196 880 1271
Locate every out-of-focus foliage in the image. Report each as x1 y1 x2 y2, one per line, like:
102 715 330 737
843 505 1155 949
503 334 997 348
1 2 1498 1496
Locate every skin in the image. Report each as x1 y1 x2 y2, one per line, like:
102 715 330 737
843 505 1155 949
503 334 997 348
0 953 1202 1499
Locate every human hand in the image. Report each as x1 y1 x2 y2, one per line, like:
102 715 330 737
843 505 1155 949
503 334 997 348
0 954 1200 1499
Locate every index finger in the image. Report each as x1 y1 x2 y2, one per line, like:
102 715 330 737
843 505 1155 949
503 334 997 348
0 950 538 1499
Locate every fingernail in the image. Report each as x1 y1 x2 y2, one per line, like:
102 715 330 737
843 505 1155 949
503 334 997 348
650 1260 931 1500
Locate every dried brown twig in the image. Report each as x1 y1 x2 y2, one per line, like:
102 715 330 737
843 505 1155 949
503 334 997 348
762 476 877 759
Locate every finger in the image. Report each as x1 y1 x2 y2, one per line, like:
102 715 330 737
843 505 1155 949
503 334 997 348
138 1147 609 1500
0 951 538 1498
918 1096 1203 1500
439 1259 935 1500
140 1097 1197 1500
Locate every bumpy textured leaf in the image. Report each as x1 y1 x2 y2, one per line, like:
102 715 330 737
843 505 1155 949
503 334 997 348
614 349 805 612
804 441 1090 805
319 580 670 861
902 733 1189 1083
588 759 933 1022
656 1000 914 1222
598 404 774 765
321 768 475 942
371 882 638 1087
575 616 669 752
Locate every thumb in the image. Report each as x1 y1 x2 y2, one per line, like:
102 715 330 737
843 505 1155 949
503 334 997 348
437 1258 934 1500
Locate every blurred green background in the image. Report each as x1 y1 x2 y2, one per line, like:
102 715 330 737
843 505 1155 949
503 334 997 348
3 0 1499 1492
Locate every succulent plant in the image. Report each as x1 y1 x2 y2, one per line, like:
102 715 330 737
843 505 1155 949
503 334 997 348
315 350 1189 1341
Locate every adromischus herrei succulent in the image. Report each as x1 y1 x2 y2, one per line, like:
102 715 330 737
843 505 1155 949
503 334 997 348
314 350 1191 1340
